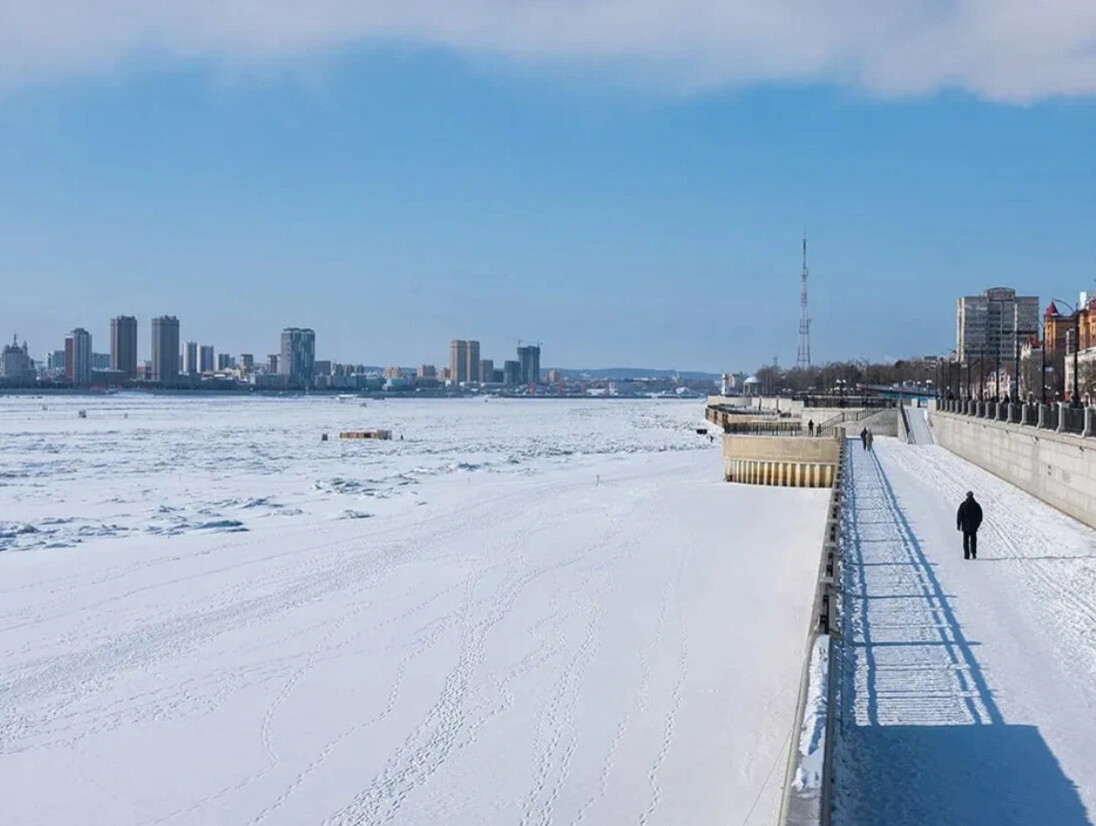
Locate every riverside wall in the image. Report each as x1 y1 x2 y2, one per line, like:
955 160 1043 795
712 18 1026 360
930 408 1096 530
722 434 841 488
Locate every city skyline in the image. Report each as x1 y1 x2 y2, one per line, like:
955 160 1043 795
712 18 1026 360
2 8 1095 370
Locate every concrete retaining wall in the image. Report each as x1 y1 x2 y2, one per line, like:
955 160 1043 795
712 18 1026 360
930 409 1096 529
860 408 899 438
723 434 841 488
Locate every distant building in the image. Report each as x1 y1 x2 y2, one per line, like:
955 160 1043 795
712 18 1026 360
151 316 180 384
267 354 279 374
199 344 215 373
417 364 436 379
92 352 111 370
110 315 138 379
313 359 332 378
66 328 93 385
546 368 562 384
137 360 153 380
239 353 255 371
492 368 504 384
1 335 35 384
960 287 1034 365
49 350 66 371
480 359 494 383
503 360 521 386
383 366 401 379
449 340 469 383
217 353 235 371
184 341 199 374
466 341 481 383
518 345 541 386
279 328 316 387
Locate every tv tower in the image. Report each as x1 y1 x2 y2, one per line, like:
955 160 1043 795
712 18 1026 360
796 236 811 368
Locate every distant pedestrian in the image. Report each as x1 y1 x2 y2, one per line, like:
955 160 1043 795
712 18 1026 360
860 427 868 450
866 429 874 451
956 491 983 560
808 419 815 437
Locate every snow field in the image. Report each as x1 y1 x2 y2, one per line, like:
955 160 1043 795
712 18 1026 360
0 396 829 825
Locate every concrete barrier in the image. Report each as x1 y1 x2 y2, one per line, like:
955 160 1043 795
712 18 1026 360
930 408 1096 530
780 439 847 826
722 433 842 487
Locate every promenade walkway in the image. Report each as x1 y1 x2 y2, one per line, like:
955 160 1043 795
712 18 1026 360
833 436 1096 825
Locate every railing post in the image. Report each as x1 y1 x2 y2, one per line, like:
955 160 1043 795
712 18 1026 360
1084 407 1095 439
1038 403 1047 429
1058 402 1068 434
1020 404 1029 426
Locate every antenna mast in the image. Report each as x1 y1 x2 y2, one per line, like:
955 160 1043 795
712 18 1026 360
797 236 812 368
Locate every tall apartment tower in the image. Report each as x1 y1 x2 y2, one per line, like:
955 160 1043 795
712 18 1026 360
466 340 481 383
279 328 316 387
199 345 215 373
517 344 541 386
66 328 93 385
183 341 199 374
956 287 1040 364
151 316 180 384
110 315 138 379
449 339 469 383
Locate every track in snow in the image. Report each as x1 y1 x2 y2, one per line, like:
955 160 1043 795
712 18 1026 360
834 437 1096 825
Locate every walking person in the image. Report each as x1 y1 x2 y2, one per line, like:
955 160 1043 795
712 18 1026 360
865 429 874 451
808 419 815 437
860 427 868 450
956 491 983 560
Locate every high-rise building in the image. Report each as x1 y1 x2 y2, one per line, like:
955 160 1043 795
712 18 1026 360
151 316 180 384
217 353 234 371
110 316 138 379
66 328 92 385
956 288 1039 366
417 364 437 379
49 350 66 371
267 354 279 373
183 341 199 374
199 344 215 373
518 344 541 386
466 340 481 383
503 360 521 386
449 340 469 383
92 352 111 370
239 353 254 371
1 335 34 384
479 359 494 383
279 328 315 387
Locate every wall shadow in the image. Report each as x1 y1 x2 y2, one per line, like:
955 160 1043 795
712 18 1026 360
837 724 1090 825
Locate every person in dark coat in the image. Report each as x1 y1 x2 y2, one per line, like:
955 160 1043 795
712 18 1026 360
957 491 983 560
808 419 815 437
860 427 868 450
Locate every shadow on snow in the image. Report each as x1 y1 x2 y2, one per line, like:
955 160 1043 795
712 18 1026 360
834 444 1091 826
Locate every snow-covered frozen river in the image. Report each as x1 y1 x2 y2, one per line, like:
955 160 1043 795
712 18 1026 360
0 395 828 825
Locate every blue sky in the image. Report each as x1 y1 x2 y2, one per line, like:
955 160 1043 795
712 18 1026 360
2 5 1095 372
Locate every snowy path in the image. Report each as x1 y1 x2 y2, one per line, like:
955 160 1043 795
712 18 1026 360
835 437 1096 825
0 397 828 826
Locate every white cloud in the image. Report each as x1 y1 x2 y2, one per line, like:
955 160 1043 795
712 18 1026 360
2 1 1096 101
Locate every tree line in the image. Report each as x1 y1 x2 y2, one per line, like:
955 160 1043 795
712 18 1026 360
751 359 938 395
